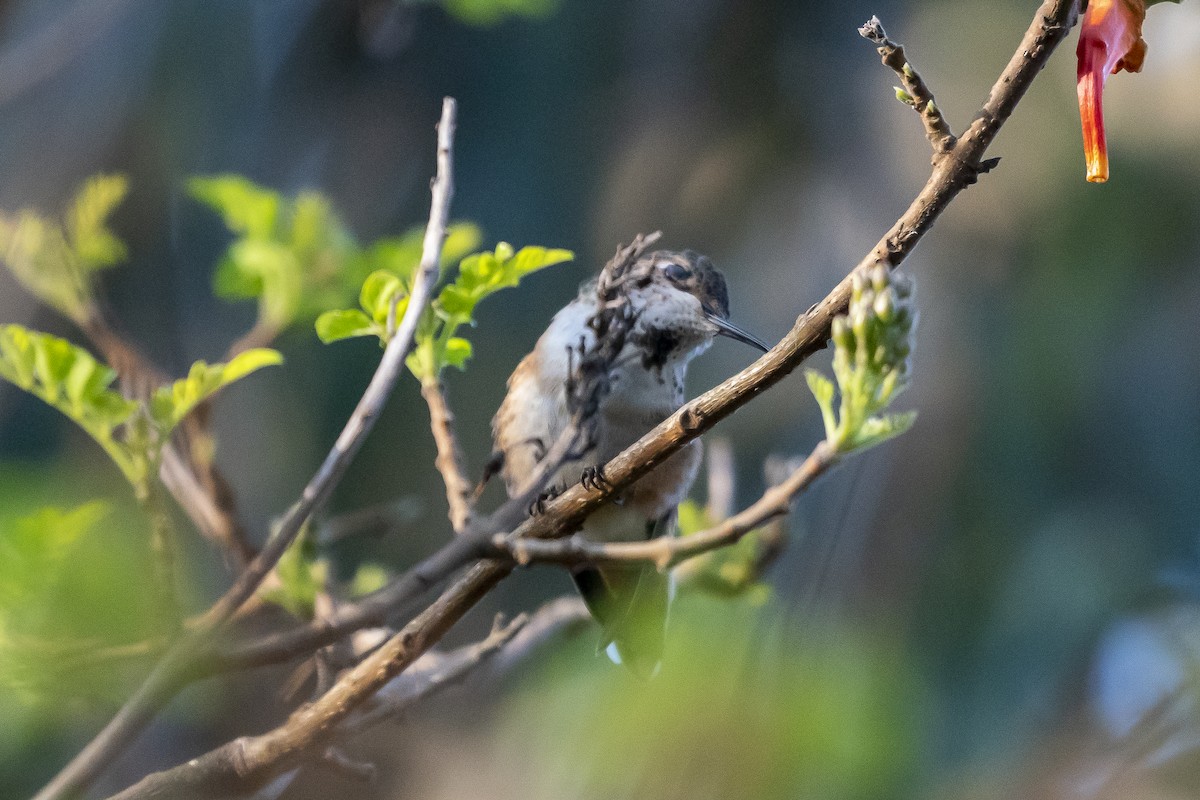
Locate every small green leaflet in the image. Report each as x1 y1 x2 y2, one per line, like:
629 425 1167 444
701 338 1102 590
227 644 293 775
0 174 129 322
0 502 111 608
148 348 284 434
189 175 280 240
0 324 282 490
191 173 483 335
259 527 325 619
0 325 140 481
258 527 392 619
315 309 381 344
316 241 573 380
437 242 574 326
66 175 130 269
359 270 408 325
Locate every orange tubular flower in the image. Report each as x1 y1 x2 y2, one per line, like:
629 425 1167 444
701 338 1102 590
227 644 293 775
1076 0 1147 183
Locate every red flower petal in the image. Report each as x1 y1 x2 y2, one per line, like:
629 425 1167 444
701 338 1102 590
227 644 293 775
1076 0 1147 183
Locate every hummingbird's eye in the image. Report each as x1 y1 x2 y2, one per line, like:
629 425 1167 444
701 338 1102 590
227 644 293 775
662 262 691 283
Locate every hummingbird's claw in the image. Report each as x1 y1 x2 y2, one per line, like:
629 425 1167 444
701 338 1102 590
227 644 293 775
580 465 610 492
528 485 562 516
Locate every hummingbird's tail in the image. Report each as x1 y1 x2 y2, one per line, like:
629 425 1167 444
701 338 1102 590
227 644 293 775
572 564 670 679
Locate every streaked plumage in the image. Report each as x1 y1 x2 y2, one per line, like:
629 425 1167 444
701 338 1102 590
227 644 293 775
492 249 767 676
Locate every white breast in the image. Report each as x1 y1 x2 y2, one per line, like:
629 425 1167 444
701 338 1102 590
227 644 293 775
494 288 708 521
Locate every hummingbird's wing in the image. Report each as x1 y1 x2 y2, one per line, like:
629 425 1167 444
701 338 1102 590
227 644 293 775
571 509 676 679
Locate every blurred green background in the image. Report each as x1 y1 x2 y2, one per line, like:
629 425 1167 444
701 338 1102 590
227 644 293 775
3 0 1200 798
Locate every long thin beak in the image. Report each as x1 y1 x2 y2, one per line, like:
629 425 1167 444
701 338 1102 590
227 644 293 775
705 311 770 353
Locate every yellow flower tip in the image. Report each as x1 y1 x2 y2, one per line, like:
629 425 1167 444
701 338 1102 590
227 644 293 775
1077 62 1109 183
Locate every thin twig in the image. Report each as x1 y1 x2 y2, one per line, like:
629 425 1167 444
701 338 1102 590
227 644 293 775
494 441 836 570
316 498 423 545
159 444 255 568
80 310 257 568
225 318 281 360
139 478 182 628
859 15 956 152
33 96 461 800
420 379 475 533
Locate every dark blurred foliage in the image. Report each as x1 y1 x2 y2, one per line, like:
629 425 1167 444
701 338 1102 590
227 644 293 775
3 0 1200 798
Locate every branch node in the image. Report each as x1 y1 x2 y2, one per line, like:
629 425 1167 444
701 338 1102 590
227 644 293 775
976 156 1002 175
860 16 956 151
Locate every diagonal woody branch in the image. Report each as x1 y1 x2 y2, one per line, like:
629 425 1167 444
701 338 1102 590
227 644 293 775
101 4 1081 797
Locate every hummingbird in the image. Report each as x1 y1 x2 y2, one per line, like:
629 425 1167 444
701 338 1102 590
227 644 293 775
492 249 768 676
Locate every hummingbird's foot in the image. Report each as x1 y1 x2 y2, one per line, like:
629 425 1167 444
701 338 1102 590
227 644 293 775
528 485 562 516
580 465 610 492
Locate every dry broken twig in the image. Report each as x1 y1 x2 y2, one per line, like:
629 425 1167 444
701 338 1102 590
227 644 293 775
859 15 956 152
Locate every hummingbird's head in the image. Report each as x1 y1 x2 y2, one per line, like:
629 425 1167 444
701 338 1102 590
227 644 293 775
628 250 769 357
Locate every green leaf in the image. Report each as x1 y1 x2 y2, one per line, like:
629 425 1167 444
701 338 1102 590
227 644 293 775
359 269 407 325
259 528 325 619
0 502 110 607
506 245 574 282
348 563 388 597
65 174 129 270
852 411 917 451
676 499 713 536
216 239 301 327
289 192 338 255
441 222 484 268
436 283 476 322
0 174 131 322
315 309 380 343
805 369 837 442
0 325 141 480
188 175 280 239
805 370 834 408
0 501 171 709
438 243 573 325
192 175 378 330
149 348 283 434
441 337 473 370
